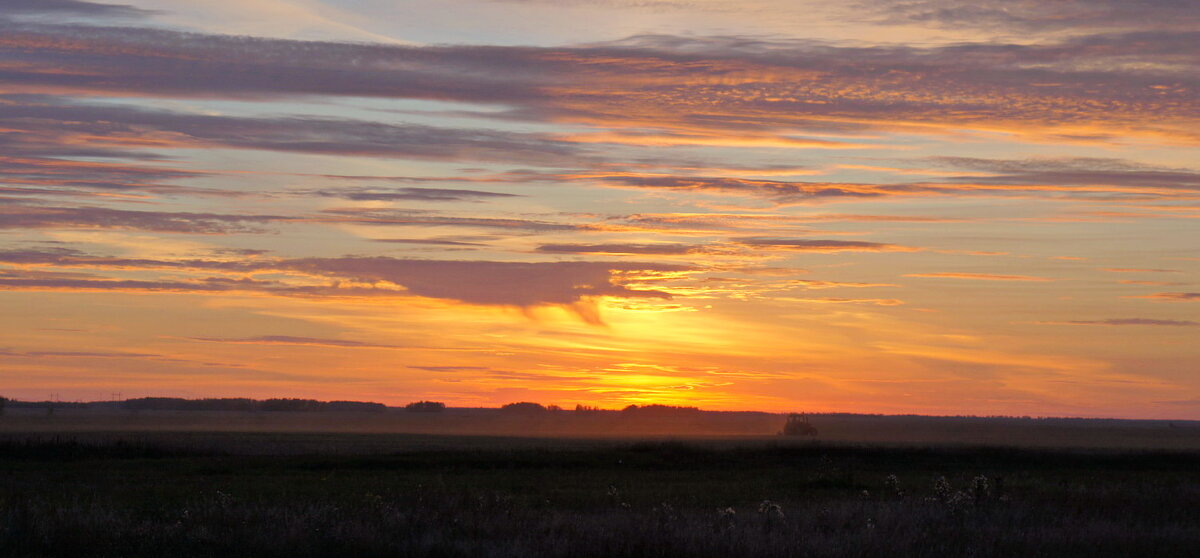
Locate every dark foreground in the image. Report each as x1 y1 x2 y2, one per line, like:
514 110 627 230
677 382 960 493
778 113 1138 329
2 435 1199 557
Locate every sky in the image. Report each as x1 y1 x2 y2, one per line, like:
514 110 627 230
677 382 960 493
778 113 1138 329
1 0 1197 418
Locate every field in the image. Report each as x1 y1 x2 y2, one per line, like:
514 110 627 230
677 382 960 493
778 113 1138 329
2 410 1199 557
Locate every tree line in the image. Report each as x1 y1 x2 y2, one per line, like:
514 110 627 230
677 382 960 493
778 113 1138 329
121 397 387 412
0 395 704 416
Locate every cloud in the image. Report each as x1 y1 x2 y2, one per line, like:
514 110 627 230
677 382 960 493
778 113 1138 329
0 20 1196 233
0 0 149 18
0 346 248 370
929 157 1200 194
734 238 917 252
789 279 897 289
0 205 280 234
0 98 587 166
0 203 581 235
1 21 1196 151
603 213 814 234
570 32 1200 144
536 243 703 255
0 24 541 103
1104 268 1181 273
184 335 406 349
0 248 262 272
0 275 257 293
905 273 1053 281
0 248 690 310
485 0 705 8
1054 318 1200 327
312 208 586 232
0 155 208 197
857 0 1200 32
561 163 1200 203
282 257 686 306
0 348 159 358
372 238 489 246
1141 292 1200 302
575 174 891 202
410 365 493 372
306 187 519 202
782 296 906 306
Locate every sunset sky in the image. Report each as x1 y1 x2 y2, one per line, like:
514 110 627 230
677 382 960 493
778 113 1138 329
1 0 1198 418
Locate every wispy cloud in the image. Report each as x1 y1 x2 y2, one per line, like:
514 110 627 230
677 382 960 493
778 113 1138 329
780 296 906 306
304 187 520 202
0 98 588 166
536 243 704 255
0 248 689 310
928 157 1200 195
735 238 917 252
0 348 159 358
789 279 897 289
857 0 1200 32
184 335 406 349
0 0 150 19
0 205 280 234
2 20 1196 150
310 209 585 232
1048 318 1200 327
283 257 686 307
905 273 1053 281
1140 292 1200 302
1104 268 1181 273
372 238 489 247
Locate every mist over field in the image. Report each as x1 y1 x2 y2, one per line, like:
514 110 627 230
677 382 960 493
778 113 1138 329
3 400 1199 451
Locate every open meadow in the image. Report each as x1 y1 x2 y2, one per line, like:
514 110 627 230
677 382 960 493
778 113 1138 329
2 409 1199 557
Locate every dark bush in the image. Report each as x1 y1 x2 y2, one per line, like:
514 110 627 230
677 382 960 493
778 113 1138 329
622 404 700 415
500 402 548 414
324 400 387 412
405 401 447 412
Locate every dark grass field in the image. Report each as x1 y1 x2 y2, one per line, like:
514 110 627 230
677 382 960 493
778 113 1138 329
2 412 1199 557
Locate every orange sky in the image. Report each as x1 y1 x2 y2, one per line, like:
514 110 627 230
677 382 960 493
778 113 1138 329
1 0 1198 418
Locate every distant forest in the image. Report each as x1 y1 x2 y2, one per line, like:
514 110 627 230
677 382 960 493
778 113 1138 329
0 397 706 416
6 396 1175 425
120 397 388 412
0 397 388 413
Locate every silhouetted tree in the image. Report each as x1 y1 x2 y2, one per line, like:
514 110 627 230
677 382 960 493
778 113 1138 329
621 404 700 415
261 398 324 412
405 400 447 412
0 396 6 416
780 413 818 436
500 402 548 414
325 400 387 412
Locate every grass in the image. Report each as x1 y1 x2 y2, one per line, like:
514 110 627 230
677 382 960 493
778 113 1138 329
2 436 1199 557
